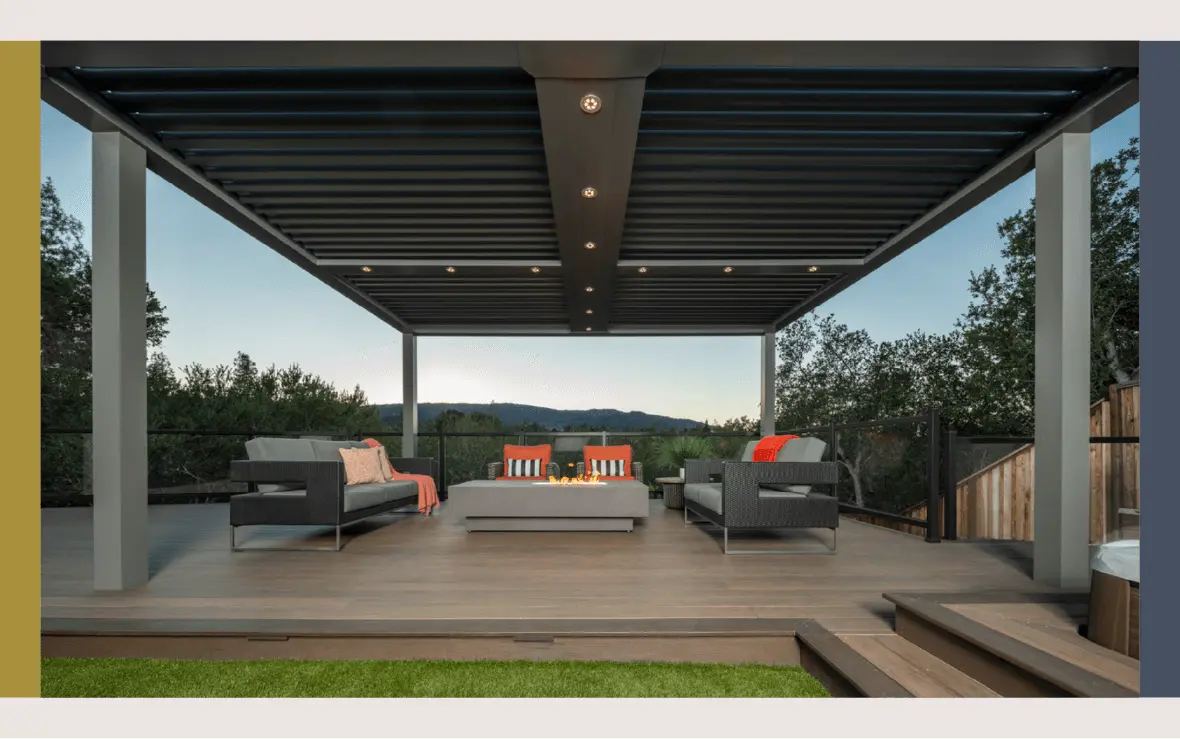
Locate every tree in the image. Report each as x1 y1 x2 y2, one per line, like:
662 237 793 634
957 139 1140 434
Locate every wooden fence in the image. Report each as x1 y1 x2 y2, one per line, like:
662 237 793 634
847 382 1140 543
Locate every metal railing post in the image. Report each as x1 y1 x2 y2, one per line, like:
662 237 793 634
926 406 942 543
438 432 448 495
943 427 957 541
601 431 608 446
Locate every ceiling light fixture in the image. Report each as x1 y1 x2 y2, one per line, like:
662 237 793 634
361 266 372 273
581 187 597 199
723 266 734 273
808 266 819 272
580 94 602 114
585 309 594 315
584 241 597 250
531 266 541 273
637 267 648 274
585 286 595 292
586 327 593 332
445 266 456 273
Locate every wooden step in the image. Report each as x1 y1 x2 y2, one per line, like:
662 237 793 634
885 593 1138 698
794 621 910 697
838 633 999 697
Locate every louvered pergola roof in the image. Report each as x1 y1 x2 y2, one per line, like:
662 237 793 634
41 41 1139 336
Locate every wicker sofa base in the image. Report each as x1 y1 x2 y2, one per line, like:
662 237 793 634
684 500 838 555
464 517 636 532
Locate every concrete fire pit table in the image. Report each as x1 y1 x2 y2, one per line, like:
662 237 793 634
447 479 650 532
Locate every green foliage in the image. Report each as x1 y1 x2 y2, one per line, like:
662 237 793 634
654 435 721 472
42 658 828 698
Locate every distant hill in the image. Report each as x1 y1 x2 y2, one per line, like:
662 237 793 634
375 402 702 431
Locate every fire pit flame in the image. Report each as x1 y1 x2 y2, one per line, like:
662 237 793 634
547 471 602 485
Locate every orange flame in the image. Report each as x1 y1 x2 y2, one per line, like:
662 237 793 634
546 471 602 485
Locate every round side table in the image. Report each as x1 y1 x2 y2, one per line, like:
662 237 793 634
655 477 685 509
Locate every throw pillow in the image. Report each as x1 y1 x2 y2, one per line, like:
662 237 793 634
339 446 385 485
374 445 395 482
591 458 626 477
506 457 544 477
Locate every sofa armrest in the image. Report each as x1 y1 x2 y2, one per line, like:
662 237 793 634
632 461 644 483
229 459 345 521
719 461 840 528
684 459 726 484
488 461 504 480
389 457 436 480
576 461 585 477
546 462 559 478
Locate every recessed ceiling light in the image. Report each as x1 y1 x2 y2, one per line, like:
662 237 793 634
531 266 541 273
581 187 597 199
585 286 594 292
580 94 602 114
585 309 594 315
637 267 648 274
808 266 819 272
361 266 372 273
584 241 597 250
723 266 734 273
586 327 593 332
445 266 456 273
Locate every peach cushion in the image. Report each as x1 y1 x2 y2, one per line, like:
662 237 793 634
584 445 632 477
339 446 386 485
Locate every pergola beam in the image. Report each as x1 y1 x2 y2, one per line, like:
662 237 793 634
772 72 1138 330
41 69 415 334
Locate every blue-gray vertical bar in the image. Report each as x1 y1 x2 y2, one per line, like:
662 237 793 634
1139 41 1178 698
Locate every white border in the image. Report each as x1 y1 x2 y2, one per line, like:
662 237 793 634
2 0 1179 40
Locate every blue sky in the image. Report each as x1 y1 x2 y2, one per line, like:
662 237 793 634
40 103 1140 423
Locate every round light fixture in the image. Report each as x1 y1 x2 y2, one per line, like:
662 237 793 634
581 187 597 199
585 309 594 315
723 266 734 273
584 241 597 250
586 327 593 332
361 266 372 273
531 266 541 273
637 267 648 274
580 94 602 114
808 266 819 272
445 266 456 273
585 286 595 292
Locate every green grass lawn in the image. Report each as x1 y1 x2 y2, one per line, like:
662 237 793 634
42 658 829 698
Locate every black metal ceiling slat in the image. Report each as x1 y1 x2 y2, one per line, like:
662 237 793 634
643 67 1115 92
639 111 1049 133
635 131 1023 150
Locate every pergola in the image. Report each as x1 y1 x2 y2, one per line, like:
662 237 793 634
40 41 1140 592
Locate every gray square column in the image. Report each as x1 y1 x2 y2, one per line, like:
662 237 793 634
91 132 149 591
761 329 776 438
402 332 418 458
1033 132 1092 588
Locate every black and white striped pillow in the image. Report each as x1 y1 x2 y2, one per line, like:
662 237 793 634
507 458 544 477
591 459 626 476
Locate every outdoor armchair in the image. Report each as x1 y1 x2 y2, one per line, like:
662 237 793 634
488 443 560 480
576 444 644 484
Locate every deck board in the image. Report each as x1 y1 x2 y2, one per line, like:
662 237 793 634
43 501 1062 632
839 634 999 697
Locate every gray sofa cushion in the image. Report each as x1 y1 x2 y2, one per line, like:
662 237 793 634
244 437 318 492
685 482 724 514
309 439 367 462
740 440 758 462
343 481 418 512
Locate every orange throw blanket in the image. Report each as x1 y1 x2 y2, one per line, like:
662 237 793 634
752 435 799 462
362 439 440 516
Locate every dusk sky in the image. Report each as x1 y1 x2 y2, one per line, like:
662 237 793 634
40 102 1140 423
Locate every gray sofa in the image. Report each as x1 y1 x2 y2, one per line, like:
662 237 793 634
228 437 437 551
683 437 841 554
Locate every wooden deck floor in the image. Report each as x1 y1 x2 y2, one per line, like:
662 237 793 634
42 500 1063 635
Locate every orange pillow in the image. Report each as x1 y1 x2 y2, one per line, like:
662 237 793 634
504 444 551 470
584 445 632 477
338 447 386 485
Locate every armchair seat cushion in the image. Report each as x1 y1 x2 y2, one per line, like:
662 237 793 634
343 481 418 513
685 482 724 514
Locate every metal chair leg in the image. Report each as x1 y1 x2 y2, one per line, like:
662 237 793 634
721 526 839 555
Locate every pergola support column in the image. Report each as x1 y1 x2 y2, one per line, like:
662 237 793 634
91 131 149 591
761 329 777 437
402 333 418 458
1033 132 1092 588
